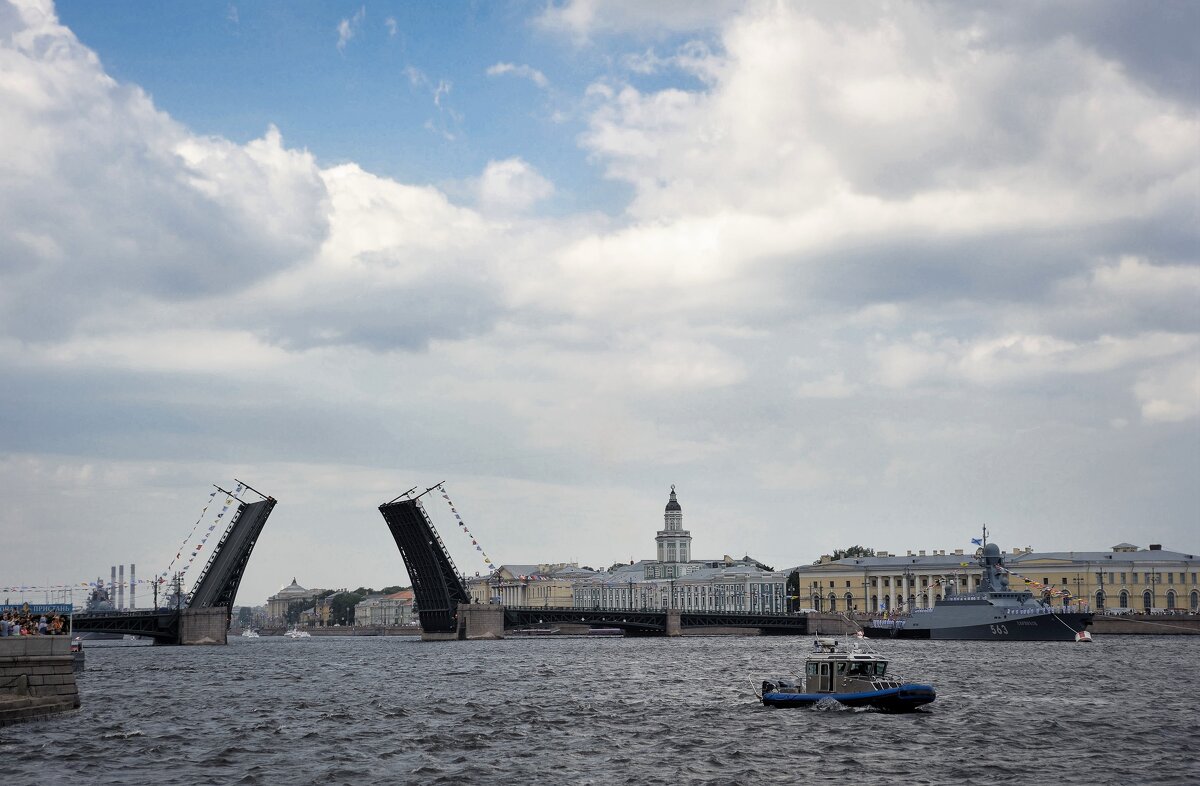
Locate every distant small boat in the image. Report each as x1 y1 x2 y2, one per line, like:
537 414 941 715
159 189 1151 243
241 629 260 638
70 638 85 672
284 627 311 639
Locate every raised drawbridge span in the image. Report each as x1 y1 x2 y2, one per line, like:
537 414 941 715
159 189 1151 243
73 485 276 644
378 487 471 636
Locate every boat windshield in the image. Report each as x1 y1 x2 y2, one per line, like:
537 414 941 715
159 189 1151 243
846 661 887 677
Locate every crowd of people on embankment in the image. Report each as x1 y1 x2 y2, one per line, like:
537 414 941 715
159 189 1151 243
0 611 68 636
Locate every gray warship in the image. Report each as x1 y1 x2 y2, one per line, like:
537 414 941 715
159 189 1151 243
76 580 122 640
864 532 1094 641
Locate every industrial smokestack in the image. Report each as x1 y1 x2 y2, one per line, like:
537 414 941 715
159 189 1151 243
130 563 136 610
118 565 125 610
111 566 116 606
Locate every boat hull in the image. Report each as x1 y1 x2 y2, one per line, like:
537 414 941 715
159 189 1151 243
762 684 936 713
864 612 1093 641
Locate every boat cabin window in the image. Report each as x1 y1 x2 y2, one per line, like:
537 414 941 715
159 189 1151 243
806 663 818 677
846 661 888 676
835 663 846 675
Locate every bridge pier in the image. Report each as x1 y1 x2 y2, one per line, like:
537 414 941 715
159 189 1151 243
665 609 682 637
457 603 504 640
178 608 228 645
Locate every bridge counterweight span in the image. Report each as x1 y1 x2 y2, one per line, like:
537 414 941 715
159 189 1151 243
187 497 278 617
379 497 471 636
73 488 277 645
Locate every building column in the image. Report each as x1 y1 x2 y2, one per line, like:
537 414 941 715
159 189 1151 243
901 574 909 609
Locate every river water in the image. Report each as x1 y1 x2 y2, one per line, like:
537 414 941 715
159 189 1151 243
3 634 1197 785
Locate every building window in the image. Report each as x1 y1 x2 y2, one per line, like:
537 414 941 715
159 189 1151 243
1042 577 1048 585
1120 572 1126 584
829 581 835 588
1133 573 1139 585
1166 590 1176 609
845 581 851 588
1167 573 1174 584
1119 591 1129 608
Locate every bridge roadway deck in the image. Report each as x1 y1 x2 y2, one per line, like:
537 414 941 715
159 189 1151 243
502 606 809 636
73 609 181 643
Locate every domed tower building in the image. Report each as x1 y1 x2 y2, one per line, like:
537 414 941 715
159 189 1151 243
652 485 692 579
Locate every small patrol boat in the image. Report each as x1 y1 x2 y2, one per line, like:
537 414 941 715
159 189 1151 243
758 638 936 712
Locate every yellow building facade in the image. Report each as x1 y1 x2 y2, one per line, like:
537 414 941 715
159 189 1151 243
792 543 1198 614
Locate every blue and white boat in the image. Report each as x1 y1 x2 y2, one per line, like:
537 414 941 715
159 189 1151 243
758 638 935 712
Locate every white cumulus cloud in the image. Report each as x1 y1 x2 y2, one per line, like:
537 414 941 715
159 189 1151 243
486 62 548 89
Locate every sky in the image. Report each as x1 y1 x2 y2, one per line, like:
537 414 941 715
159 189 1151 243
1 0 1197 608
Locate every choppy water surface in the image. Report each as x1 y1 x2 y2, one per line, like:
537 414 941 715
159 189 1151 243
4 635 1198 785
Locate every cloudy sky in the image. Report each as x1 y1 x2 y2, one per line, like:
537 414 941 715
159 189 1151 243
2 0 1197 607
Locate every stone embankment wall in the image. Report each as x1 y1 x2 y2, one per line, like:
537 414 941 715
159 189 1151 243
1093 614 1200 635
805 614 862 637
0 637 79 726
248 626 421 637
806 612 1200 636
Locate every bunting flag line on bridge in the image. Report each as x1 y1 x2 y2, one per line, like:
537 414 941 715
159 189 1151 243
0 577 170 594
437 483 496 574
158 482 243 587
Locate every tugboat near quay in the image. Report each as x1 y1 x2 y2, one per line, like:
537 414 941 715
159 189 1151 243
758 638 936 712
864 529 1094 641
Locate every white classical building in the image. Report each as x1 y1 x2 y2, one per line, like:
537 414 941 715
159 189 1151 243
572 487 788 613
647 486 692 579
353 589 416 626
266 578 323 623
